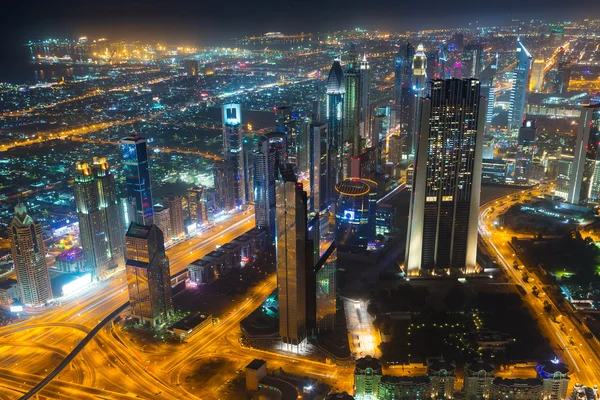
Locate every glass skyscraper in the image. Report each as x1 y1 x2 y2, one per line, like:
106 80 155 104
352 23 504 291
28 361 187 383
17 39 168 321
568 103 600 204
121 135 154 225
406 79 485 275
394 42 417 157
326 58 345 184
508 39 533 132
344 44 361 159
222 103 246 207
253 135 279 234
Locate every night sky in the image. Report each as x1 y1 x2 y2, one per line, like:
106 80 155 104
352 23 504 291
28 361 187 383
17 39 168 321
0 0 597 56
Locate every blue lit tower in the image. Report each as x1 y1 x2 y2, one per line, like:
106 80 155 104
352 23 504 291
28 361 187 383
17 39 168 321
406 79 486 275
121 134 154 225
222 103 246 207
326 57 345 184
508 39 533 133
334 178 377 250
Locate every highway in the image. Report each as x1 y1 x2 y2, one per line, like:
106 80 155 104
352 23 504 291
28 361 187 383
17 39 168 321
478 185 600 388
0 211 255 398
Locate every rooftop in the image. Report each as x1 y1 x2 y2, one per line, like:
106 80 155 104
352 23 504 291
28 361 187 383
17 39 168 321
126 223 152 240
168 312 210 332
246 359 266 370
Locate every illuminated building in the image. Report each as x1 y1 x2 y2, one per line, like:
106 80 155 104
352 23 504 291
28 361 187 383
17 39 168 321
490 378 544 399
152 206 171 243
375 204 396 236
394 42 417 156
427 358 455 399
121 135 154 225
309 122 330 212
315 242 336 331
568 103 600 204
253 135 279 234
537 359 570 400
387 134 403 166
518 119 537 146
482 159 508 184
125 223 173 327
354 356 382 400
214 160 235 211
274 106 298 165
163 193 185 239
222 103 246 207
182 59 198 76
480 54 498 136
463 360 495 400
508 39 533 132
9 203 53 306
186 186 208 226
413 44 428 98
344 44 361 159
55 248 85 273
461 43 484 79
73 158 124 279
326 57 345 183
555 155 574 200
118 197 136 235
334 178 377 250
359 54 371 148
378 376 431 400
543 47 570 94
276 166 308 347
406 79 485 275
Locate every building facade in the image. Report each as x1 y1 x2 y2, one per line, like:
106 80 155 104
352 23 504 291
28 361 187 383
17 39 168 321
73 158 124 279
405 79 485 275
9 203 53 306
326 58 345 184
222 103 246 207
568 103 600 204
334 179 378 250
125 223 173 327
121 135 154 225
354 356 383 400
187 186 208 226
508 39 533 132
253 135 278 234
163 193 185 239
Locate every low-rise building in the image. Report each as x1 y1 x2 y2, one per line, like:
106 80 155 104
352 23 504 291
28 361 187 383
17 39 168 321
55 248 85 273
246 359 267 391
354 356 383 400
537 359 570 400
490 377 544 399
0 278 19 305
187 259 215 285
463 360 495 400
167 312 212 340
427 357 455 399
378 375 432 400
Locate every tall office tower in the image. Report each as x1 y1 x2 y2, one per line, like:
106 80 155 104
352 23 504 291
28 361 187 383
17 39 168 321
344 44 361 159
413 44 428 98
480 55 498 136
9 203 53 306
372 112 387 170
73 158 125 279
163 194 185 239
405 79 485 275
394 42 417 157
461 43 484 79
183 59 198 76
508 38 533 133
118 197 136 235
275 106 298 166
152 206 171 242
568 103 600 204
186 186 208 226
359 54 371 148
122 135 154 225
388 134 403 166
451 32 465 52
253 135 278 234
437 42 450 79
213 160 235 211
276 166 308 347
326 58 345 184
222 103 246 206
543 47 570 94
354 356 383 400
125 223 173 327
309 122 330 213
315 242 337 331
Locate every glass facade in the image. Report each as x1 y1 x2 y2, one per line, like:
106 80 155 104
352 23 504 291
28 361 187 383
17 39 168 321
569 104 600 203
334 179 377 250
121 136 154 225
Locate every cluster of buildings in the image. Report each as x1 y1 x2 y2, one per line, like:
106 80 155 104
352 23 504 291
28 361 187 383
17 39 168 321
353 356 577 400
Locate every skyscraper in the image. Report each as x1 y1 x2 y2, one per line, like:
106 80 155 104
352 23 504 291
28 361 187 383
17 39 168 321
163 193 185 239
125 223 173 327
186 186 208 226
405 79 486 275
315 242 337 331
334 179 378 250
394 42 417 157
359 54 371 149
308 122 330 213
253 135 278 234
213 160 235 211
275 106 297 166
121 134 154 225
153 206 171 243
344 44 361 159
413 44 428 98
73 158 124 279
326 58 345 184
276 166 308 347
9 203 53 306
461 43 485 79
508 39 533 132
480 55 498 136
222 103 246 206
568 103 600 204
